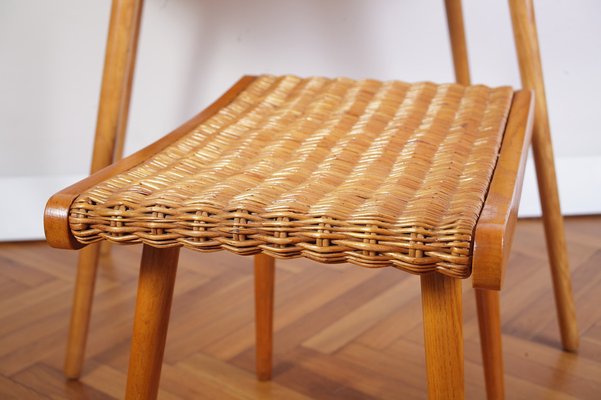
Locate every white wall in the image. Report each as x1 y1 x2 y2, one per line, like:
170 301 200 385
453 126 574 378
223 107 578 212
1 0 600 240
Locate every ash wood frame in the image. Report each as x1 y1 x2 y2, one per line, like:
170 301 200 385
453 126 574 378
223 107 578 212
44 81 533 399
43 0 579 399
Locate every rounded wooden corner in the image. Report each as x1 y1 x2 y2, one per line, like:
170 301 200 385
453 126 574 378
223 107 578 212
472 223 505 290
44 193 84 250
43 76 257 251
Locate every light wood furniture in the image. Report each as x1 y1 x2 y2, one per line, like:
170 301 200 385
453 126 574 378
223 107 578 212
43 1 578 399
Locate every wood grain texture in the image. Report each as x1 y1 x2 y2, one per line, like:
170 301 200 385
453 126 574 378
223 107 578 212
110 0 143 164
254 254 275 381
92 0 143 173
472 90 534 290
64 244 101 379
125 245 180 400
421 273 464 399
508 0 579 353
475 289 504 400
44 76 256 250
444 0 471 85
0 217 600 398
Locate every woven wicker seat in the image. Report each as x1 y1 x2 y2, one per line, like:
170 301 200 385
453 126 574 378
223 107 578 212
68 75 513 278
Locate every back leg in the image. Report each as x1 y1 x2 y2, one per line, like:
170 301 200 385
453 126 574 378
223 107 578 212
444 0 471 85
508 0 579 351
64 0 144 378
64 245 101 378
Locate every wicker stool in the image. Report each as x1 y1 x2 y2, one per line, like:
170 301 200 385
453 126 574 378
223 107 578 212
44 1 579 399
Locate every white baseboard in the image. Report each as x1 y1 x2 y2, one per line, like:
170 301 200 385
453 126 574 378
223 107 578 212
1 156 599 242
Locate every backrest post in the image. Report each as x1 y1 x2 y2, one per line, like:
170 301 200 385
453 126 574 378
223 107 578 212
90 0 144 174
508 0 579 351
444 0 472 85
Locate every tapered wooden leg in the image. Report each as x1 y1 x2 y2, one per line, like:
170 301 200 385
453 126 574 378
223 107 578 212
254 254 275 381
64 244 101 379
421 273 464 399
508 0 579 352
444 0 471 85
111 0 143 165
65 0 143 378
476 289 504 400
90 0 143 174
125 245 179 400
100 241 113 257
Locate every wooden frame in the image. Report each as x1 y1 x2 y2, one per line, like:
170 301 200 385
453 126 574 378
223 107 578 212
44 78 535 400
508 0 579 352
472 90 534 290
126 245 180 399
45 83 534 292
44 0 579 398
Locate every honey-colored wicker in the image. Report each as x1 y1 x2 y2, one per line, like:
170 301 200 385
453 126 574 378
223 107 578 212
68 75 513 278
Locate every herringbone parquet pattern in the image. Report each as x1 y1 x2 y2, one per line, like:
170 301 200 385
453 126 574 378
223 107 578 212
1 217 600 399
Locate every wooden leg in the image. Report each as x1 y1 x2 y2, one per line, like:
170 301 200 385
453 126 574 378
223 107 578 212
421 273 464 399
100 241 112 257
125 245 179 400
444 0 471 85
476 289 504 400
508 0 579 352
111 0 142 166
64 244 101 379
254 254 275 381
65 0 144 379
90 0 143 173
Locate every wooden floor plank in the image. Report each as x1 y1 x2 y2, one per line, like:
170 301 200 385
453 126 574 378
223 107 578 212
81 364 180 400
0 217 600 399
302 274 419 354
0 374 49 399
12 363 112 400
174 353 311 400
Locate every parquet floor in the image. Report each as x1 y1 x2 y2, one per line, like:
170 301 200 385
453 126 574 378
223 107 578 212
1 217 600 399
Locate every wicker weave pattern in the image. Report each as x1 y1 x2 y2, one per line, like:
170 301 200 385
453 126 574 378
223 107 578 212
69 75 513 277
